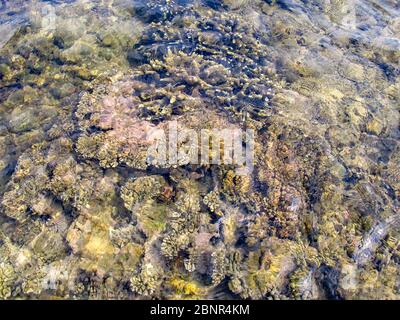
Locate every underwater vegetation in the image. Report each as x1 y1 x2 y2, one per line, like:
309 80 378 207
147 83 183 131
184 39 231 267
0 0 399 300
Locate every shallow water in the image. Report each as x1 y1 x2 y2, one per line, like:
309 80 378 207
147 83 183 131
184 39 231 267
0 0 399 299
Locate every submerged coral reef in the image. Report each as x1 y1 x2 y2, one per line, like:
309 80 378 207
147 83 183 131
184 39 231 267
0 0 399 300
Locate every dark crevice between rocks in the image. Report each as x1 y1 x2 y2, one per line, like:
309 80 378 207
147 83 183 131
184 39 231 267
315 264 343 300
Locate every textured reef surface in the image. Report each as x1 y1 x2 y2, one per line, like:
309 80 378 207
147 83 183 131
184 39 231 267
0 0 399 299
